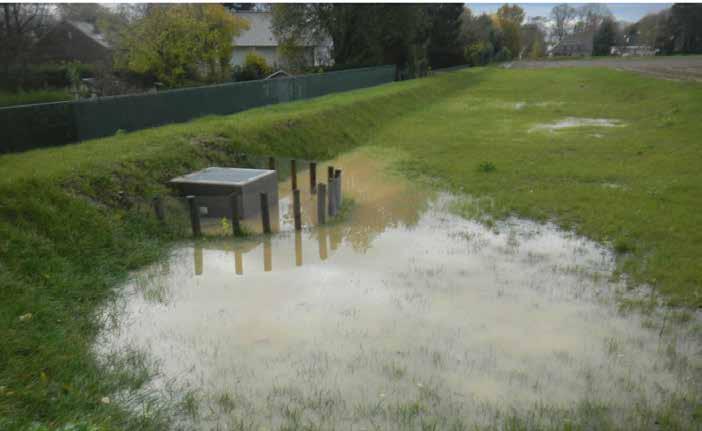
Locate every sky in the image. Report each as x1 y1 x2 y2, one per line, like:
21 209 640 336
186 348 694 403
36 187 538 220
467 3 671 23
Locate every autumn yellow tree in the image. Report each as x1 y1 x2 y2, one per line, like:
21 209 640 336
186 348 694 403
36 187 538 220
116 5 248 87
495 4 525 59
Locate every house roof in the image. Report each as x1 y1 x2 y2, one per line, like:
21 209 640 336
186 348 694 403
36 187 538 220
66 20 110 49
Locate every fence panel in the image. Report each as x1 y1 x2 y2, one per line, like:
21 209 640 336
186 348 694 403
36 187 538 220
0 65 395 154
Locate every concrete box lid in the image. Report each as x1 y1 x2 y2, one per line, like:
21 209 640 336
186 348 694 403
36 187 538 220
169 167 275 187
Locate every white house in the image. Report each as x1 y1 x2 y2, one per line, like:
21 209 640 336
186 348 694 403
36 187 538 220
232 11 332 68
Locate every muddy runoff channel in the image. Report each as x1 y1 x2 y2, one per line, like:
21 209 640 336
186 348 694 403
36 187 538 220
97 149 701 430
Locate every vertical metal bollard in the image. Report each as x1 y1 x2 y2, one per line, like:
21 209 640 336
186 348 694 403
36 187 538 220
260 192 271 234
268 156 276 171
310 162 317 193
327 166 334 181
152 195 165 222
328 176 336 217
317 183 327 225
293 189 302 231
334 169 342 210
230 193 242 236
291 159 297 190
187 195 201 237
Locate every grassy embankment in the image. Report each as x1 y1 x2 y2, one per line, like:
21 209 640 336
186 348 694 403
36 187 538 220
0 75 465 429
0 90 71 108
375 67 702 308
1 65 701 428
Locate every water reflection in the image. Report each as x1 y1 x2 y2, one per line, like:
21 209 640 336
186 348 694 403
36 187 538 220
97 149 702 430
191 230 339 276
294 231 302 267
192 150 429 275
263 237 271 272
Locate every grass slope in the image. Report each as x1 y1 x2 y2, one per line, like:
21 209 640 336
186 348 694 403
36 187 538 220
377 67 702 308
0 75 464 429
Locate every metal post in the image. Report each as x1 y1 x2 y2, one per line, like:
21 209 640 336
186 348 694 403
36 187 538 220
268 156 276 171
328 177 336 217
327 166 334 181
260 193 271 234
334 169 342 209
293 188 302 231
317 183 326 225
152 195 165 222
291 159 297 190
310 162 317 193
187 195 201 237
230 193 242 236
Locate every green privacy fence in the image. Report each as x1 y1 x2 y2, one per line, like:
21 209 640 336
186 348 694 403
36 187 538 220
0 65 396 154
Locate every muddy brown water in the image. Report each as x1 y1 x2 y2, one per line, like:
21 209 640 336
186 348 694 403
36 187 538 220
97 149 701 429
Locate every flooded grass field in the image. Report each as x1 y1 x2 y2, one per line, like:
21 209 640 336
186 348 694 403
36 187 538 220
97 149 702 430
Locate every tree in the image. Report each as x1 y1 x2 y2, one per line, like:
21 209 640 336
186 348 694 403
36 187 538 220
426 4 464 68
0 4 53 78
593 17 617 55
57 4 105 24
115 5 248 87
496 4 525 58
465 40 493 66
574 4 613 34
521 23 546 59
670 3 702 54
271 4 430 73
550 4 576 42
627 4 702 55
460 8 502 65
234 51 272 81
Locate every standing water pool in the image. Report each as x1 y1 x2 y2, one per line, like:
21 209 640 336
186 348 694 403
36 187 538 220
96 149 701 430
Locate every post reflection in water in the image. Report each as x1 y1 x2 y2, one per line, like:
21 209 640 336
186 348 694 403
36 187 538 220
234 250 243 275
189 150 429 276
263 237 272 272
318 227 328 260
194 244 203 276
329 225 342 251
295 231 303 267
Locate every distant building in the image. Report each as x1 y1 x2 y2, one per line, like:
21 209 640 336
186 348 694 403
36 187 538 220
611 32 658 56
232 11 332 68
610 45 658 56
32 20 111 65
549 32 594 57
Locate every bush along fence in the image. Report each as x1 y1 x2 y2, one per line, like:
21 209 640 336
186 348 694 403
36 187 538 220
0 65 395 154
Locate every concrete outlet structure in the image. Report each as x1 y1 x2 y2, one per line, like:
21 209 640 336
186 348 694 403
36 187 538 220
169 167 278 218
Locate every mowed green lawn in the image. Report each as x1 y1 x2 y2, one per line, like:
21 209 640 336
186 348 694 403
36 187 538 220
377 67 702 308
0 66 700 429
